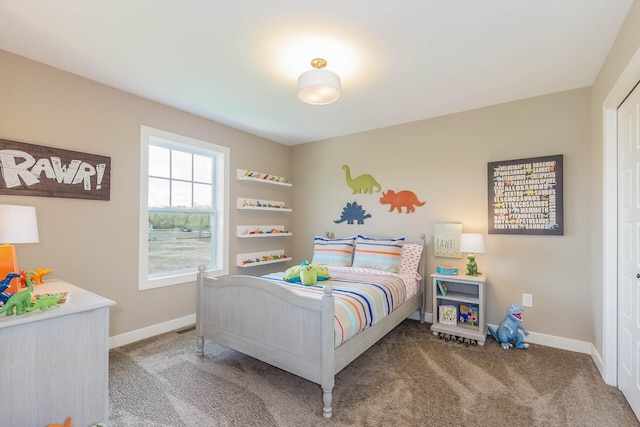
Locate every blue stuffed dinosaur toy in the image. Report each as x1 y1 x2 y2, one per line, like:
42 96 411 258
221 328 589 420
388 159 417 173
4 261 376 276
488 304 529 349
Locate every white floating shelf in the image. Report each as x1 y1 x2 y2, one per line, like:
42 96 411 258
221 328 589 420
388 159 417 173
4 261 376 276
237 169 292 187
237 249 291 267
237 225 291 238
237 198 292 212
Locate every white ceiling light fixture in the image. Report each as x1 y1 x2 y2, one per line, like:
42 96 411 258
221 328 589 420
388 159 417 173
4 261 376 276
298 58 341 105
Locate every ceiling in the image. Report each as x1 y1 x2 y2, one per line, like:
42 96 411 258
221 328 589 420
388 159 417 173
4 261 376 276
0 1 633 145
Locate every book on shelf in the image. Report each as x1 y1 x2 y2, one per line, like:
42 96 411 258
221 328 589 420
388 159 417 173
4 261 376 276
459 303 479 326
436 280 448 296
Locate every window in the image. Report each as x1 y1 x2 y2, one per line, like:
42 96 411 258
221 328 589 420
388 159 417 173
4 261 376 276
139 126 229 290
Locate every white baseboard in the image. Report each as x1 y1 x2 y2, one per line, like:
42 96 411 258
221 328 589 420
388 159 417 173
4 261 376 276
485 323 592 354
109 313 196 349
108 313 593 359
590 343 606 380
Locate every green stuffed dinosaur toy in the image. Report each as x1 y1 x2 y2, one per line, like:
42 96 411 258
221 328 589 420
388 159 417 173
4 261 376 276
283 261 330 285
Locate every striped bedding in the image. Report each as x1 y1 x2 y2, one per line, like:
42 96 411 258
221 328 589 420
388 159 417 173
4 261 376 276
263 266 415 348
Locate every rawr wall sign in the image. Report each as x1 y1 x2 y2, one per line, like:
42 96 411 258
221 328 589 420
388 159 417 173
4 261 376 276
488 154 563 235
0 138 111 201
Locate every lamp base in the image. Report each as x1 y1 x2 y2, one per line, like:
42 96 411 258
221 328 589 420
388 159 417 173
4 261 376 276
0 244 21 294
465 253 481 277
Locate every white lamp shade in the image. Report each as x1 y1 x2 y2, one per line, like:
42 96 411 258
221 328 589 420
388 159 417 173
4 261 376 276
459 233 485 254
0 204 40 243
298 68 341 105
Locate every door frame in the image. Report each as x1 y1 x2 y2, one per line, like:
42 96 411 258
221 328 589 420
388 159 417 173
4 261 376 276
603 45 640 386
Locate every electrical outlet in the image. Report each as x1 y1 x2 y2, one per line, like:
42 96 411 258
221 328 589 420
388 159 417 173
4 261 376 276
522 293 533 308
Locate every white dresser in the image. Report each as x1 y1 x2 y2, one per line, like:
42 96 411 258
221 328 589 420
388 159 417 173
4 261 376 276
0 280 115 427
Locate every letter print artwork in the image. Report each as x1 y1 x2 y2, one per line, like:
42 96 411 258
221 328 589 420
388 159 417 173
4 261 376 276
488 154 563 235
0 138 111 201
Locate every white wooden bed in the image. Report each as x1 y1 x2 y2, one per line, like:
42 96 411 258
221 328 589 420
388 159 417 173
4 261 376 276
196 237 426 418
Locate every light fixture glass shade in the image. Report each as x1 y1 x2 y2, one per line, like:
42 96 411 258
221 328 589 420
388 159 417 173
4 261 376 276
459 233 485 254
298 68 341 105
0 204 40 244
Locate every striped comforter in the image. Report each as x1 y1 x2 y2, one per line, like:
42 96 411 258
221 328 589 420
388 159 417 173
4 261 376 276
263 266 412 348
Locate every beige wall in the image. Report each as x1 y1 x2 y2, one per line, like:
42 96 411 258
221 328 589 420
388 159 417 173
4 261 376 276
292 88 592 341
3 1 638 346
590 1 640 357
0 49 292 337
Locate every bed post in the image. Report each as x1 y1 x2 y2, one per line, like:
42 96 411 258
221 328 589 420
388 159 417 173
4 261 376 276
196 265 205 355
419 233 427 323
321 283 335 418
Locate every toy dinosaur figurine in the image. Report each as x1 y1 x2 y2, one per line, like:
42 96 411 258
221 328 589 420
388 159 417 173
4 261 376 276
19 267 52 287
0 271 34 316
488 304 529 349
28 294 64 311
0 273 21 306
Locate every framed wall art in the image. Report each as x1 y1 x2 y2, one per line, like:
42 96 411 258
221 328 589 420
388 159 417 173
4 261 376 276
487 154 563 235
0 138 111 201
434 222 463 258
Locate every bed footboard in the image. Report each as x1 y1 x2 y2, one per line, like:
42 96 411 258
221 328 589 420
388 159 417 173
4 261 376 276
196 266 336 417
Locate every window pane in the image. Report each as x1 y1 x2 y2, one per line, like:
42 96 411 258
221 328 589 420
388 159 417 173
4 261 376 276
149 145 170 178
147 212 211 275
172 150 192 181
171 180 192 208
194 154 213 183
194 183 212 210
148 178 170 208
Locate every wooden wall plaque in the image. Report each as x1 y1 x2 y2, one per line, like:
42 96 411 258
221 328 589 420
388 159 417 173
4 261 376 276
0 138 111 201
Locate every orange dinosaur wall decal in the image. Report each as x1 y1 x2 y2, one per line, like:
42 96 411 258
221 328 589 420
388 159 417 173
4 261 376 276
380 190 425 214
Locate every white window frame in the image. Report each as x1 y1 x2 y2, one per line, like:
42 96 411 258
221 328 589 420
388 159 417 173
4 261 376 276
139 125 229 290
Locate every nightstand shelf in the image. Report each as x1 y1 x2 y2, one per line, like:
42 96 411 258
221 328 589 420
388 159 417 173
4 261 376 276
431 273 487 346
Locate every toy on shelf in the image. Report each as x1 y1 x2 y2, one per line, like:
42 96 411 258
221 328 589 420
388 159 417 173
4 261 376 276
241 253 287 266
0 272 21 306
459 303 479 326
28 293 66 311
19 267 52 287
438 305 457 325
0 271 35 316
241 169 287 183
488 304 530 349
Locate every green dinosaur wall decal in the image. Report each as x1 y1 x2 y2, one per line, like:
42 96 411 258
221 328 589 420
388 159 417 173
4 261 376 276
342 165 381 194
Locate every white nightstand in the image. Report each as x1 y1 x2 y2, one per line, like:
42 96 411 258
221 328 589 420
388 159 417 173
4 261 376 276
430 273 487 345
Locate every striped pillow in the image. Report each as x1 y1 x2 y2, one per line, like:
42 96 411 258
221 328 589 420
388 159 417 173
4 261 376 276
311 236 356 266
352 235 405 273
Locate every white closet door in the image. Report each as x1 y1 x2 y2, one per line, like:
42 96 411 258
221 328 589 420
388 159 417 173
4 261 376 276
618 81 640 419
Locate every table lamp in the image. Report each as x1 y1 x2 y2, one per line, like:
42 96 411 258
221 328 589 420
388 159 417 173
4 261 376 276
459 233 485 276
0 204 40 294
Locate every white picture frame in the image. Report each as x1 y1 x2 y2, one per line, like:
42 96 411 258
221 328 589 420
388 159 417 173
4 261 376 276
434 223 462 258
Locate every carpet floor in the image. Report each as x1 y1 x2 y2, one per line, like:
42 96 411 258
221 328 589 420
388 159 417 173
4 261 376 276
108 320 639 426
